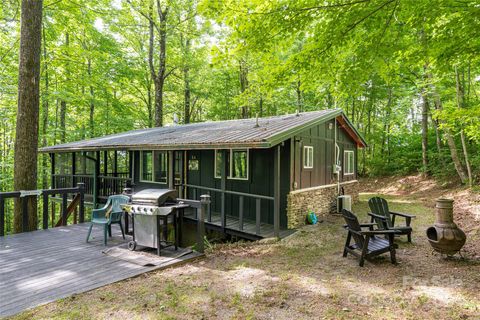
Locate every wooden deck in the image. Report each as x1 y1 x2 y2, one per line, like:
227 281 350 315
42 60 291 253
0 223 201 317
183 209 295 240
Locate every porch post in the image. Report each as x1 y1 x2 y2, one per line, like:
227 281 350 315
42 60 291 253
273 145 281 238
94 151 100 208
220 149 227 231
50 153 55 189
168 150 174 190
103 150 108 176
71 152 76 187
114 150 118 177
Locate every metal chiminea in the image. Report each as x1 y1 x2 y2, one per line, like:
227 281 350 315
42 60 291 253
426 198 466 256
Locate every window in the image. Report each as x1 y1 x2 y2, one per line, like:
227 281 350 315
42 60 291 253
141 151 153 181
344 150 355 175
140 150 168 183
231 149 248 180
214 149 248 180
154 151 168 183
214 150 225 179
303 146 314 169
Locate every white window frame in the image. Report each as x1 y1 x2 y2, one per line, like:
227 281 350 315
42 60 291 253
303 146 314 169
344 150 355 175
139 150 169 184
214 149 249 181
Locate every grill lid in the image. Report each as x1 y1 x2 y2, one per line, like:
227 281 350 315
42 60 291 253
131 188 177 205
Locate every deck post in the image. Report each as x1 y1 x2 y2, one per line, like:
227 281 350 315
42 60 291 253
168 150 174 190
273 145 281 238
239 196 244 231
78 182 85 223
198 194 210 253
0 197 4 236
42 192 48 229
22 197 28 232
62 193 68 226
255 198 261 235
220 150 227 232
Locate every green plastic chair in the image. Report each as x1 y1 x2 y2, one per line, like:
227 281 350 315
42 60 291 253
86 195 130 246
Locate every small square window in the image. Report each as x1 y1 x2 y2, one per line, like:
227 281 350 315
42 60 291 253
303 146 314 169
344 150 354 175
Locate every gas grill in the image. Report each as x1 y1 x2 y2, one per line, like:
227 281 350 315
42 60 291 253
121 189 189 255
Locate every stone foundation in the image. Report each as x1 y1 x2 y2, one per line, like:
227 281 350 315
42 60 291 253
286 180 360 229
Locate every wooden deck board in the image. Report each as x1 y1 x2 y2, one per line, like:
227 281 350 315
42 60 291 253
0 223 201 317
184 211 295 239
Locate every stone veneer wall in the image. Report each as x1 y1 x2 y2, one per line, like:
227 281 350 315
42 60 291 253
286 180 360 229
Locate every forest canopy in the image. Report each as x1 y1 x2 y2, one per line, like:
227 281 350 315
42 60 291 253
1 0 479 193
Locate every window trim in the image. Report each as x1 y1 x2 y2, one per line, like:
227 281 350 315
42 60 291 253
344 150 355 176
139 150 169 184
214 149 249 181
303 146 314 169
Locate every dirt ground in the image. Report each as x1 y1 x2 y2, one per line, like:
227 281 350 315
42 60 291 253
10 176 480 320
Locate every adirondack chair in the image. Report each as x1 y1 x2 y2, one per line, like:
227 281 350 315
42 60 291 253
368 197 415 243
342 209 399 267
86 195 130 246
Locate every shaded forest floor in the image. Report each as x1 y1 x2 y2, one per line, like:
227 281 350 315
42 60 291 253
10 175 480 320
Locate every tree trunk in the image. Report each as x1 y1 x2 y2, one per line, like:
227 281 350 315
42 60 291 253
183 38 191 124
13 0 43 233
239 59 248 118
455 66 473 186
41 20 49 189
59 32 68 143
154 1 168 127
433 87 468 183
88 58 95 137
296 79 302 113
420 87 429 174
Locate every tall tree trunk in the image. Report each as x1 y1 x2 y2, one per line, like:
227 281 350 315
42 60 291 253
420 87 429 174
13 0 43 233
41 20 49 189
433 87 468 183
59 32 68 143
147 78 153 127
239 59 248 118
183 38 191 124
88 58 95 137
296 79 302 112
154 1 168 127
455 66 473 186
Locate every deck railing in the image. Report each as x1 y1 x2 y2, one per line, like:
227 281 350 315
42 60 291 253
0 183 85 236
53 174 131 200
182 183 277 236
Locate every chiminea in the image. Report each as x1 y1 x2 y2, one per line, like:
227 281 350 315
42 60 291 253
426 198 466 255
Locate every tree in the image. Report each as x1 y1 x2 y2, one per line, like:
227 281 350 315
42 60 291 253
13 0 43 232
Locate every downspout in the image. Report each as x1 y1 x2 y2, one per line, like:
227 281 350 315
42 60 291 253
83 152 98 209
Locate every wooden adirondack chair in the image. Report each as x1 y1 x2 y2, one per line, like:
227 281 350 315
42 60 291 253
342 209 399 267
86 195 130 246
368 197 415 243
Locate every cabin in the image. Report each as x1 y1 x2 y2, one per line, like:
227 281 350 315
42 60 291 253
39 109 366 240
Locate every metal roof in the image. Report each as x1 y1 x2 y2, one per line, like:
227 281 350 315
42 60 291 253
39 109 367 153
